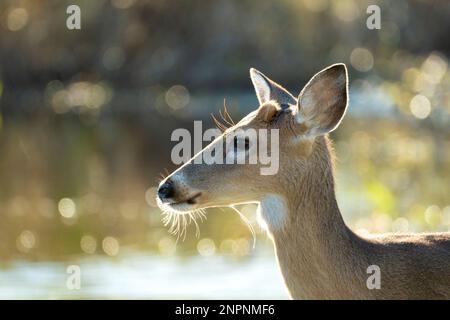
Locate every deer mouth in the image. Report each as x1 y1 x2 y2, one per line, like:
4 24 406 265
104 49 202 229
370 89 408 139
165 192 202 212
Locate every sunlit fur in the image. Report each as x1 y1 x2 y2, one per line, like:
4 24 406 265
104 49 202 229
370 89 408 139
157 64 450 299
158 197 207 241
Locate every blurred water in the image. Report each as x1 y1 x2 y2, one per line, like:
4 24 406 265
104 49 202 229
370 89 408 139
0 250 288 299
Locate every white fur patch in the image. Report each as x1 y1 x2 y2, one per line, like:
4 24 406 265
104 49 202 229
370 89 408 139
256 194 287 232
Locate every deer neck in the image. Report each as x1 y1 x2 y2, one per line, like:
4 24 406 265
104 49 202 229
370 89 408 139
260 136 366 299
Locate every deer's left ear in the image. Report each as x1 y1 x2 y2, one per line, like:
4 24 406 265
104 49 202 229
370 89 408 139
250 68 296 106
296 63 348 137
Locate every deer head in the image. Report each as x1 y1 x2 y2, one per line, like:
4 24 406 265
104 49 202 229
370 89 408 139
157 63 348 233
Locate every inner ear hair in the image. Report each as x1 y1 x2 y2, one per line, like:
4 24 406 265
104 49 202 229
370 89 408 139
297 63 348 136
258 101 281 123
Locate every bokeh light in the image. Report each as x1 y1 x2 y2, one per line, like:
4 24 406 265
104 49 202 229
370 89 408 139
165 85 190 110
392 217 409 233
81 235 97 254
350 48 374 72
197 238 216 257
425 205 442 227
145 187 158 207
158 237 177 256
16 230 36 253
302 0 328 12
409 95 431 119
7 8 28 31
103 47 126 71
102 237 120 256
58 198 76 218
331 0 359 22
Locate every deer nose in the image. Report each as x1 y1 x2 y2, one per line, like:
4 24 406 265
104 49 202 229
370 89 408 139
158 180 174 202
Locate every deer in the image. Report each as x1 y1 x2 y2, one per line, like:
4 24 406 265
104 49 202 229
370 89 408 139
156 63 450 299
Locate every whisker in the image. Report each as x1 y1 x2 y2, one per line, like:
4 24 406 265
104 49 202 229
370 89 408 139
198 209 207 221
211 113 228 132
219 108 234 128
158 169 171 184
190 211 201 238
231 205 256 249
160 206 207 242
211 98 236 133
222 98 235 126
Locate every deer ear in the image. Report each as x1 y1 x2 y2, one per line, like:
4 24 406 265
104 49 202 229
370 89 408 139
250 68 271 105
250 68 296 106
297 63 348 137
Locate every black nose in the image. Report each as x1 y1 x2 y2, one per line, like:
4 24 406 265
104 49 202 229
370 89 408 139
158 180 174 201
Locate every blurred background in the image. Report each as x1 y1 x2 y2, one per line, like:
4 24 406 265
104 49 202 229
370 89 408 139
0 0 449 299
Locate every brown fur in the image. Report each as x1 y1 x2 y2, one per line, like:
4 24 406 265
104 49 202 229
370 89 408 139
273 136 450 299
158 64 450 299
